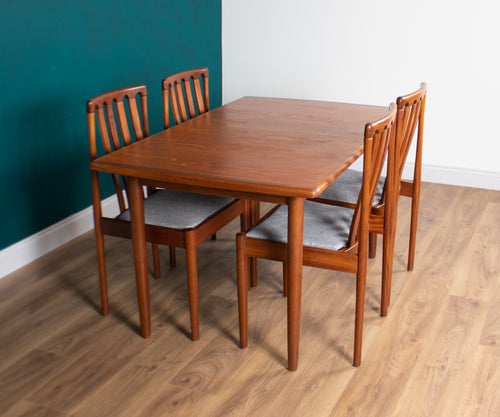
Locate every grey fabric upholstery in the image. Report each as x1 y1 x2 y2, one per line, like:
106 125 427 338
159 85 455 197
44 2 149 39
117 189 237 230
247 200 354 251
319 169 384 205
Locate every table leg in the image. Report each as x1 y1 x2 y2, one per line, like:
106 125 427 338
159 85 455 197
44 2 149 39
127 177 151 338
287 197 304 371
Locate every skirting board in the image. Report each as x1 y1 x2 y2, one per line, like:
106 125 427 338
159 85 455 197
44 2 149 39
349 160 499 190
0 164 499 280
410 163 500 191
0 195 120 280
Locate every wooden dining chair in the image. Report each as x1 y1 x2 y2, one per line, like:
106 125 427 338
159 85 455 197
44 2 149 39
88 84 245 340
236 104 397 367
161 67 210 268
313 84 427 316
161 67 260 281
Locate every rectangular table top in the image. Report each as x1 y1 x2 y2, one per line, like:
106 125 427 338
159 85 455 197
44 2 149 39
90 96 388 200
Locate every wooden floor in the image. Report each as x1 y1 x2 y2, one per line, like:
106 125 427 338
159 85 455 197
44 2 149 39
0 182 499 416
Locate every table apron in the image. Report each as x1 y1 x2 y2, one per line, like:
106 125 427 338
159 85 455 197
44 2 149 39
139 178 289 205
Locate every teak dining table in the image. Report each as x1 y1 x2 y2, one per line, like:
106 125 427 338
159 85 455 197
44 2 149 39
90 96 388 371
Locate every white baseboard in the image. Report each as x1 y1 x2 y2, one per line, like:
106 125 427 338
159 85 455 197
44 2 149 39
349 159 499 190
0 195 120 280
0 164 498 280
403 163 500 190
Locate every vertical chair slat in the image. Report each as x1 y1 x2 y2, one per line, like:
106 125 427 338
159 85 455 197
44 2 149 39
128 97 144 140
395 105 411 178
88 113 97 161
184 80 197 118
96 107 113 154
116 100 132 146
163 89 171 129
372 129 388 196
169 87 182 125
398 105 411 158
175 83 188 122
105 103 122 151
202 73 209 111
140 93 149 138
401 105 416 158
400 102 420 168
370 130 384 204
193 78 206 114
403 101 420 145
397 100 420 181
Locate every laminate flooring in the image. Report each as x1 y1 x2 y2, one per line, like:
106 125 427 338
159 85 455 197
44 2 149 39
0 182 498 416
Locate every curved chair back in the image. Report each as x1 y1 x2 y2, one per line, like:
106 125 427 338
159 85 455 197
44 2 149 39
87 85 149 212
162 68 209 128
395 83 427 186
348 103 397 247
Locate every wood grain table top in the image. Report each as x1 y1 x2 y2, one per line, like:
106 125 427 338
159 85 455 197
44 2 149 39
90 96 388 199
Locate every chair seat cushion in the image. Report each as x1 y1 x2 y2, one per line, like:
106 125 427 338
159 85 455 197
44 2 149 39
319 169 384 205
247 200 354 251
117 189 237 230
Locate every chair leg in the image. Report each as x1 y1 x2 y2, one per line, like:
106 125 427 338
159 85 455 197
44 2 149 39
408 182 421 271
409 117 424 271
236 233 249 348
152 243 161 279
380 228 396 317
95 228 109 316
239 200 256 289
169 246 176 268
368 232 377 258
249 200 259 287
91 172 109 316
354 185 369 366
250 258 258 287
353 266 367 367
282 262 288 297
252 201 261 221
240 200 250 233
381 185 398 316
185 232 199 341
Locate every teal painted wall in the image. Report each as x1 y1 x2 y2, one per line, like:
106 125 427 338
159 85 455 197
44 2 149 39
0 1 222 250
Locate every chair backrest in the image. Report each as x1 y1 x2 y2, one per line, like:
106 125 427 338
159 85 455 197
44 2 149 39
373 83 427 206
162 67 209 128
87 85 149 212
348 103 397 247
394 83 427 184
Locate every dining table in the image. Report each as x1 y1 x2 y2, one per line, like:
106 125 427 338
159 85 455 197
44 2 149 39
90 96 388 371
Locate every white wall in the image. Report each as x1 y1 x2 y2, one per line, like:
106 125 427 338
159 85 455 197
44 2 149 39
222 0 500 189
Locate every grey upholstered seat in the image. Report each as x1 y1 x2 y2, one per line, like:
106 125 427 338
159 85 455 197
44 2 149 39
247 200 354 251
319 169 384 205
118 189 237 230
